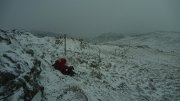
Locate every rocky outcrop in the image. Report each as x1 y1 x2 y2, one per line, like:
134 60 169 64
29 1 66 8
0 30 44 101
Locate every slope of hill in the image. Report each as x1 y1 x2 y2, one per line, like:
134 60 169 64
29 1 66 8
104 31 180 54
0 29 180 101
92 32 125 43
30 30 61 38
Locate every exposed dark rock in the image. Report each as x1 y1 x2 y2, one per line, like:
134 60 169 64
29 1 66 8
3 54 16 63
0 72 16 85
0 34 12 44
25 49 34 56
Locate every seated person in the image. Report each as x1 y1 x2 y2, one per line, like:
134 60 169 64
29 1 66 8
52 58 75 76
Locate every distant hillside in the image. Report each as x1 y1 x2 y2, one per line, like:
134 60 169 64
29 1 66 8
30 30 92 42
30 30 62 37
92 32 125 43
104 31 180 54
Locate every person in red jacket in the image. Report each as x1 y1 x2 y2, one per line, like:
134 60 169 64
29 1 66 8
52 58 75 76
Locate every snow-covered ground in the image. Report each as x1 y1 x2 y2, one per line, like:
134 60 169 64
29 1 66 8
0 29 180 101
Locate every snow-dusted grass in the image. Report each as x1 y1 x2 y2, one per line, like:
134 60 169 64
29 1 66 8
0 30 180 101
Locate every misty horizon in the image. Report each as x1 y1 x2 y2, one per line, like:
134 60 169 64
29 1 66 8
0 0 180 35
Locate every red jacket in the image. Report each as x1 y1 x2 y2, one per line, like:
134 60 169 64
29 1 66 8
53 58 74 75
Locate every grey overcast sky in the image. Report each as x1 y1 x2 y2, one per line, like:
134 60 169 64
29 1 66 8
0 0 180 34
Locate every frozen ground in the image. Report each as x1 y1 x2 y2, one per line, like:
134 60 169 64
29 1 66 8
0 29 180 101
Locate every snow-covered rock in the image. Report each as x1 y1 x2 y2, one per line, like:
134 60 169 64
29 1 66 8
0 29 180 101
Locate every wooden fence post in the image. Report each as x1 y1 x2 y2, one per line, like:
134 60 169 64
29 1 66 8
64 34 66 56
98 49 101 62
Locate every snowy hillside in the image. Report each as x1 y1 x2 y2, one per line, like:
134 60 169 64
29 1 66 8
0 29 180 101
92 32 125 43
104 31 180 54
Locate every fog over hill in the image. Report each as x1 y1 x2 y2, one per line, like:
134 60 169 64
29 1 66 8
103 31 180 54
